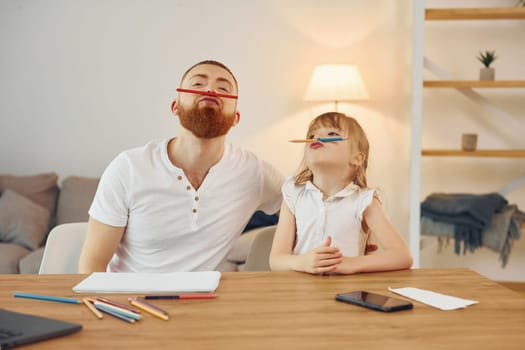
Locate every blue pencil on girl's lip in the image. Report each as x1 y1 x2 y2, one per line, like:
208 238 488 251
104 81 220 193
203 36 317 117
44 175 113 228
288 137 348 143
318 137 348 142
13 292 80 304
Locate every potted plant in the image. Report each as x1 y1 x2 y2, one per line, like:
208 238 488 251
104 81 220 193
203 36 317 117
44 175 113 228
477 50 497 81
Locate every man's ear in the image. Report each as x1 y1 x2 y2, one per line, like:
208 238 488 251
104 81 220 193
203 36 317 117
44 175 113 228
171 100 178 116
232 111 240 127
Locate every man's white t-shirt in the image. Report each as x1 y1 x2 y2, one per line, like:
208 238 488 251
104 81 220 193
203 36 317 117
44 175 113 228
89 139 283 272
282 176 375 257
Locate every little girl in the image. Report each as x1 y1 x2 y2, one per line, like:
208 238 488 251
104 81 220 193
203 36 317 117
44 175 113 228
269 112 412 275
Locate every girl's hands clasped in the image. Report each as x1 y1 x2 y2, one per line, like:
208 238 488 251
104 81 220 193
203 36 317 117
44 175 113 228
297 236 343 274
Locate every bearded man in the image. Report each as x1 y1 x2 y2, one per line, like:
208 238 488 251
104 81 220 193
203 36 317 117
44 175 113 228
79 60 284 273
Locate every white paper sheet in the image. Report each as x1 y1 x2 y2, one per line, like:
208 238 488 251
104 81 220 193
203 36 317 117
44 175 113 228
388 287 478 311
73 271 221 294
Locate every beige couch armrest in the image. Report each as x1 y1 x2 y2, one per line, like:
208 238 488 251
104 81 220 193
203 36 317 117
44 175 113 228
226 225 277 271
244 226 276 271
18 247 44 274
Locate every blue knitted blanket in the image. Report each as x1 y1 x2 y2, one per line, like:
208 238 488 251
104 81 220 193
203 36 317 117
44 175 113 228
420 192 524 267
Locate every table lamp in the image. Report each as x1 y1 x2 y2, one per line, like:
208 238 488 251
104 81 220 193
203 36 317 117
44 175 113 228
303 64 369 112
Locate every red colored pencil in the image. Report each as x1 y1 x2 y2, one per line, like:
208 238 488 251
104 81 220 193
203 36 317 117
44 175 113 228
176 88 238 100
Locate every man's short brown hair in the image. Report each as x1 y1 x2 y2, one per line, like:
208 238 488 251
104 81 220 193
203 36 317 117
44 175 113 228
180 60 238 90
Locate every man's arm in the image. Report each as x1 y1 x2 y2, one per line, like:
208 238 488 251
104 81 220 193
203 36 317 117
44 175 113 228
78 216 125 273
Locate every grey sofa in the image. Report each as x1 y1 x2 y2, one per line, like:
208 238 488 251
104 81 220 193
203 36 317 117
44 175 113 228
0 173 276 274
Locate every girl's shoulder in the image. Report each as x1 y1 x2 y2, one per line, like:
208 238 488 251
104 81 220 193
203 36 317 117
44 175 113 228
283 176 315 202
357 187 377 197
283 176 306 192
355 187 380 202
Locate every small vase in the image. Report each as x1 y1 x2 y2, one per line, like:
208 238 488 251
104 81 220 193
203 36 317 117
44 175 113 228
461 133 478 151
479 67 495 81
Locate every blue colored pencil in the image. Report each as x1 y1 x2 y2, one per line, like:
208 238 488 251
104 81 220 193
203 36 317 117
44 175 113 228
94 303 136 323
13 292 80 304
318 137 348 142
93 301 141 321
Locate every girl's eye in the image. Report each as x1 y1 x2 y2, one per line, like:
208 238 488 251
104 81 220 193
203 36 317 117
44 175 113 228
328 131 340 136
307 134 315 139
218 87 230 93
192 82 203 87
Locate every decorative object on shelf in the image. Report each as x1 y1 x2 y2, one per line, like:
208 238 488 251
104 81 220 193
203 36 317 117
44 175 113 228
516 0 525 7
477 50 497 80
304 64 369 112
461 133 478 151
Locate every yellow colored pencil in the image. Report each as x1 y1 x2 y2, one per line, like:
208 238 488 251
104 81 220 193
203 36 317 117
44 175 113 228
288 139 315 143
129 298 169 321
82 297 103 319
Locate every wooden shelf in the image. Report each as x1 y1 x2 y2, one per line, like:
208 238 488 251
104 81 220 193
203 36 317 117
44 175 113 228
424 80 525 88
426 8 525 20
422 150 525 158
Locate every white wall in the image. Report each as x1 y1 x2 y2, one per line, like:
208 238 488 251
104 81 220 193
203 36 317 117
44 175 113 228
0 0 414 237
420 0 525 281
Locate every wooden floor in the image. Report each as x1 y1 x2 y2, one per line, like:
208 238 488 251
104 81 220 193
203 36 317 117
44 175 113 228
498 282 525 297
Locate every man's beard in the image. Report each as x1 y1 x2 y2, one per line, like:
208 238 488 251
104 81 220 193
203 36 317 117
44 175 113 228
178 104 235 139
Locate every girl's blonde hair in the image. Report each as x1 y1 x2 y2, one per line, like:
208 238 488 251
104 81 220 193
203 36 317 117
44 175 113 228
294 112 369 188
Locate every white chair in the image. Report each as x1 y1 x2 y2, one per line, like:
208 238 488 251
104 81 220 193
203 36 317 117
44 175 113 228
244 225 277 271
38 222 88 274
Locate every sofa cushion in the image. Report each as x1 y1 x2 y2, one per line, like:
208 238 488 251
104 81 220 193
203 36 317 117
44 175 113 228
0 173 59 217
244 225 276 271
227 227 259 263
0 243 31 273
18 247 45 274
0 190 51 250
56 176 99 225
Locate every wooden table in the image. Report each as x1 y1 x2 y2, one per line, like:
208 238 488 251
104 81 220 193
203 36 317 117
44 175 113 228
1 269 524 349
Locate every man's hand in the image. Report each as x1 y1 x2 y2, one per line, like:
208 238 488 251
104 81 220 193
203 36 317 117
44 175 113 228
296 236 343 274
365 244 378 254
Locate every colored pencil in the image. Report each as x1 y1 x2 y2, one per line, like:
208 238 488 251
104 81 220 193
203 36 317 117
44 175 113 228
94 301 141 321
289 139 316 143
96 296 140 314
176 88 238 100
94 303 136 324
82 298 103 319
129 297 169 321
289 137 348 143
144 294 216 300
131 297 168 314
13 292 80 305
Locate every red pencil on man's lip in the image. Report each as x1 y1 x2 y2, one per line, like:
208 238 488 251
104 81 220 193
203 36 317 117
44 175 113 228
144 294 216 300
176 88 238 100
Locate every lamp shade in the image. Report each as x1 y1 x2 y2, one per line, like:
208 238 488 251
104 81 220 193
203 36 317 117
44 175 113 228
303 64 369 102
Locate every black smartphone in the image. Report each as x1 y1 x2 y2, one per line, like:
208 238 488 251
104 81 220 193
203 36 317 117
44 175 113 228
335 291 413 312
